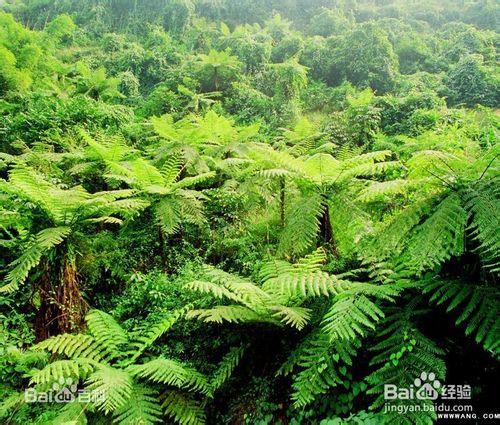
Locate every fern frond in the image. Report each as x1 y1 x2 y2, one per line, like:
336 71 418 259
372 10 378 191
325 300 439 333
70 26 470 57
162 390 206 425
256 168 293 179
34 334 107 362
29 358 95 386
407 150 463 180
129 307 191 362
360 196 436 263
43 401 88 425
464 179 500 271
154 197 182 235
401 193 467 273
282 331 360 408
176 191 206 226
160 153 183 185
200 266 271 309
172 172 215 190
293 248 327 271
113 384 163 425
3 164 55 213
186 305 267 325
357 179 415 203
85 216 123 225
270 305 311 330
262 271 342 298
184 280 240 302
278 192 324 258
128 358 210 395
1 226 71 293
258 259 294 282
210 345 246 391
421 279 499 355
86 310 128 359
322 294 385 341
82 130 135 163
85 365 133 414
367 306 445 421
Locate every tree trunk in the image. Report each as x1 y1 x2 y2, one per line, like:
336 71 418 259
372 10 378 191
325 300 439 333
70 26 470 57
35 257 87 341
318 200 339 257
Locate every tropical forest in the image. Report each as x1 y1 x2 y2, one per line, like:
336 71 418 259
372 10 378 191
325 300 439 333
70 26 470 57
0 0 498 423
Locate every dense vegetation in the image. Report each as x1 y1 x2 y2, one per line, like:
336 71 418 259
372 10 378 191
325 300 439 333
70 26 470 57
0 0 498 424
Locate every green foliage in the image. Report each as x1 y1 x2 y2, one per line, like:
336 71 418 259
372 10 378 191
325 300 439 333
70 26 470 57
0 2 498 424
445 54 498 107
24 308 235 424
421 279 499 355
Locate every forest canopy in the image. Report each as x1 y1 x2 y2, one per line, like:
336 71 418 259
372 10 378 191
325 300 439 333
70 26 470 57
0 0 498 424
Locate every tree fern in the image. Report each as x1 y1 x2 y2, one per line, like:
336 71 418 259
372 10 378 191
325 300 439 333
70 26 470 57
31 309 217 424
0 163 146 335
1 226 71 292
